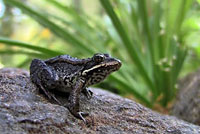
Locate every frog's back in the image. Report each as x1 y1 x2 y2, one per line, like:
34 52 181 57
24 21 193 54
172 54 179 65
45 55 90 65
49 62 83 77
45 60 84 92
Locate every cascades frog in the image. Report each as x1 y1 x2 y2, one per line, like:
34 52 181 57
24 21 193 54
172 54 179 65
30 53 121 122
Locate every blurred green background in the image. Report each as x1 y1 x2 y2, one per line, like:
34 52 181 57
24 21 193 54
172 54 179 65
0 0 200 111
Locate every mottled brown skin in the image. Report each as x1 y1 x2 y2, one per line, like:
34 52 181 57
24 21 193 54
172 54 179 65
30 53 121 122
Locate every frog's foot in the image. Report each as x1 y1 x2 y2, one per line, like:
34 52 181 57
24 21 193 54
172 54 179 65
67 105 89 123
82 88 93 100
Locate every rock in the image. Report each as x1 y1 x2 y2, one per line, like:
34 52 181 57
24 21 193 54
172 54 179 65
0 68 200 134
0 68 29 76
172 69 200 126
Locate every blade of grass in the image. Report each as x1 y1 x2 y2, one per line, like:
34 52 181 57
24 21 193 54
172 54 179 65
137 0 154 64
174 0 194 36
130 4 144 53
0 50 46 57
164 0 182 57
0 37 63 56
170 47 187 99
152 1 162 61
151 1 163 95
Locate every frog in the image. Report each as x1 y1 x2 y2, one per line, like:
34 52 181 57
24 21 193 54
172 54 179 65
30 53 121 122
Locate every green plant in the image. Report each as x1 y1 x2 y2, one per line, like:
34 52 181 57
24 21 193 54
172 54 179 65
1 0 195 107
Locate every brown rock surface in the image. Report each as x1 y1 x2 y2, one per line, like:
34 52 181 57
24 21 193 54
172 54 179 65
0 68 200 134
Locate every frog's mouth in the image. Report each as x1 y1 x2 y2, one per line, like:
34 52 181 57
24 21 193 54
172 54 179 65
82 59 121 76
101 59 121 70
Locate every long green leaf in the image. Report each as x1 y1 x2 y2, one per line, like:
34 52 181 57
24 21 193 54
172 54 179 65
174 0 194 36
137 0 154 63
0 50 47 58
0 37 63 56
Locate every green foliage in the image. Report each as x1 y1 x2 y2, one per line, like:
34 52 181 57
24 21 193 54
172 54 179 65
1 0 196 107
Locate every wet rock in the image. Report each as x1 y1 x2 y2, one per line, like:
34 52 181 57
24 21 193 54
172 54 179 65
0 68 200 134
172 69 200 126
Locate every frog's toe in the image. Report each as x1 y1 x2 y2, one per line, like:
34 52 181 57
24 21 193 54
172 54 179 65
86 91 93 99
77 112 89 123
70 111 89 123
65 104 89 122
87 90 93 99
82 89 93 100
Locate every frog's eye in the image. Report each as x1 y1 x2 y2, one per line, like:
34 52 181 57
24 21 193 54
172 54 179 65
104 53 110 57
93 54 105 63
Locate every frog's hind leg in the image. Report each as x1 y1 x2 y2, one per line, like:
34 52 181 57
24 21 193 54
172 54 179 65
30 59 61 105
38 84 61 105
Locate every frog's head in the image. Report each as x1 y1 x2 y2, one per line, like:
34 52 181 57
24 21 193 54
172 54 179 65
82 53 121 86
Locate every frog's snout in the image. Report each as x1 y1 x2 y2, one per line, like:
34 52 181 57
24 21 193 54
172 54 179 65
108 58 121 71
115 59 122 70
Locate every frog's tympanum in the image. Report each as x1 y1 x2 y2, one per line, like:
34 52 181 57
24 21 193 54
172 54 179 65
30 53 121 122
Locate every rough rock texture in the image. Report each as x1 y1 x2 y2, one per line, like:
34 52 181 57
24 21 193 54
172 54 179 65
172 69 200 126
0 68 200 134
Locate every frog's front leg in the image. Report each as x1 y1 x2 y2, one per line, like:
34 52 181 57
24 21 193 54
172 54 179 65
30 59 60 104
67 77 88 122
